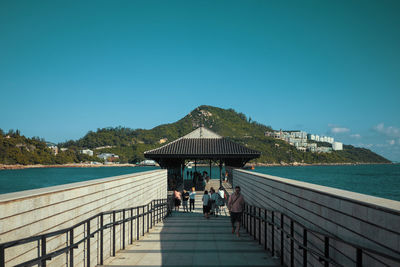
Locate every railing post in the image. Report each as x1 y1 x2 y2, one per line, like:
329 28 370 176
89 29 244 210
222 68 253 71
137 207 140 241
264 209 267 251
280 213 284 266
158 200 160 221
258 207 261 244
142 206 145 236
41 236 46 267
86 220 90 267
123 209 126 249
69 229 74 267
249 206 252 236
324 237 329 267
130 208 133 244
356 248 362 267
242 205 245 226
150 201 153 229
147 204 150 233
242 204 245 229
245 205 248 232
253 206 256 240
112 211 116 256
100 214 104 265
290 220 294 267
303 229 307 267
155 200 157 221
162 200 165 219
271 211 275 257
0 245 4 267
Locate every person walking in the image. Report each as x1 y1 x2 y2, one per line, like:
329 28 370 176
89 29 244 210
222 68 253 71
173 189 181 212
210 187 219 217
228 186 245 237
182 189 189 212
217 186 225 214
189 187 196 212
202 190 211 219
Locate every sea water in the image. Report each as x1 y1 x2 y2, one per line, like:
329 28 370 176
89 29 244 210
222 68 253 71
0 166 158 194
250 164 400 201
1 165 399 202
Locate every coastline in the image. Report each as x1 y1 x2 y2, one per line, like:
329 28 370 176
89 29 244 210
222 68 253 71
0 163 139 170
248 162 395 167
1 162 394 170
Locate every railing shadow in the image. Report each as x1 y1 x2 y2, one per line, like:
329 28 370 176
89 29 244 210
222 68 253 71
0 197 172 267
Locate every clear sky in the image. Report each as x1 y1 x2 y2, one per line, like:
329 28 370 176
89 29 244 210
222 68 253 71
1 1 400 161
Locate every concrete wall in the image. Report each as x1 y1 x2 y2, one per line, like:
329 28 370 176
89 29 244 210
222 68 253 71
0 169 167 266
233 169 400 266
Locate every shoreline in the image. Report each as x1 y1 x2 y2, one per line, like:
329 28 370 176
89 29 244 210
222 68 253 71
0 163 140 170
1 162 395 170
248 162 395 167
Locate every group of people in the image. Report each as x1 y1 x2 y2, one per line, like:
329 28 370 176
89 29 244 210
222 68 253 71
187 171 210 188
173 187 196 212
201 187 226 219
173 185 245 237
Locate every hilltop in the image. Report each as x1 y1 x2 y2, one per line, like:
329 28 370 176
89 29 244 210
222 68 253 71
0 105 391 165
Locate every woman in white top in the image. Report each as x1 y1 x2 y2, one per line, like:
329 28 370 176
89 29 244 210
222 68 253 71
218 187 225 213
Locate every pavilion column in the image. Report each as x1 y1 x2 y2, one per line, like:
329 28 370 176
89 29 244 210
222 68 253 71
219 160 223 188
181 162 185 184
209 160 212 179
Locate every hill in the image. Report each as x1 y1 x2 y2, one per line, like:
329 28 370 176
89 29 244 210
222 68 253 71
58 105 390 164
0 105 391 165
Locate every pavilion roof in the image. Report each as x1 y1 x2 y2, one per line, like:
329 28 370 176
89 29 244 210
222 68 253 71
144 127 260 167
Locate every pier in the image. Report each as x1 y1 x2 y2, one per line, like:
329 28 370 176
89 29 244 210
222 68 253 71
1 127 400 266
101 190 280 266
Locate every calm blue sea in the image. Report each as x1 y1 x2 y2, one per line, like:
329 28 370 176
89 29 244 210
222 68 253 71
0 167 158 194
1 165 399 201
250 164 400 201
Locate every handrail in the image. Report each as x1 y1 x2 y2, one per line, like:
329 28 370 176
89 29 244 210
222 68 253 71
0 197 172 267
223 186 400 266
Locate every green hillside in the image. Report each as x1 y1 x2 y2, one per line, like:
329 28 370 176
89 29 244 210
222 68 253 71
1 106 391 165
0 129 97 165
58 105 390 164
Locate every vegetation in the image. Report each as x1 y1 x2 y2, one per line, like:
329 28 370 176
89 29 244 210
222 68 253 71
0 105 391 165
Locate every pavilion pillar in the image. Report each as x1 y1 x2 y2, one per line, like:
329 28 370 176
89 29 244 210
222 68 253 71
181 162 185 189
209 160 212 179
219 160 223 188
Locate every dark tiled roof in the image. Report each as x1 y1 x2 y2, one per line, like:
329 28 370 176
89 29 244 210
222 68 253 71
144 138 260 159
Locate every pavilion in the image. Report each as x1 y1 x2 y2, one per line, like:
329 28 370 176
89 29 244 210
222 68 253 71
144 127 260 189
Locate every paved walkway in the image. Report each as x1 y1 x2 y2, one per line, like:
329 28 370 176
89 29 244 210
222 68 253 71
100 193 280 267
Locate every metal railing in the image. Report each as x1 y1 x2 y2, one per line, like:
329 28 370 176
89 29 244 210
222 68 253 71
242 203 400 267
0 197 173 267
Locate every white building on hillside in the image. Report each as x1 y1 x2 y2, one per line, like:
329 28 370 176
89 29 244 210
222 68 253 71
332 142 343 151
139 160 157 166
98 153 119 161
80 149 94 156
47 145 58 155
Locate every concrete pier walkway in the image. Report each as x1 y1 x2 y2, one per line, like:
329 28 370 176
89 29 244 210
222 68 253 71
100 193 280 267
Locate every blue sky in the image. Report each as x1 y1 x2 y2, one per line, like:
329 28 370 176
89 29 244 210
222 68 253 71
1 1 400 161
